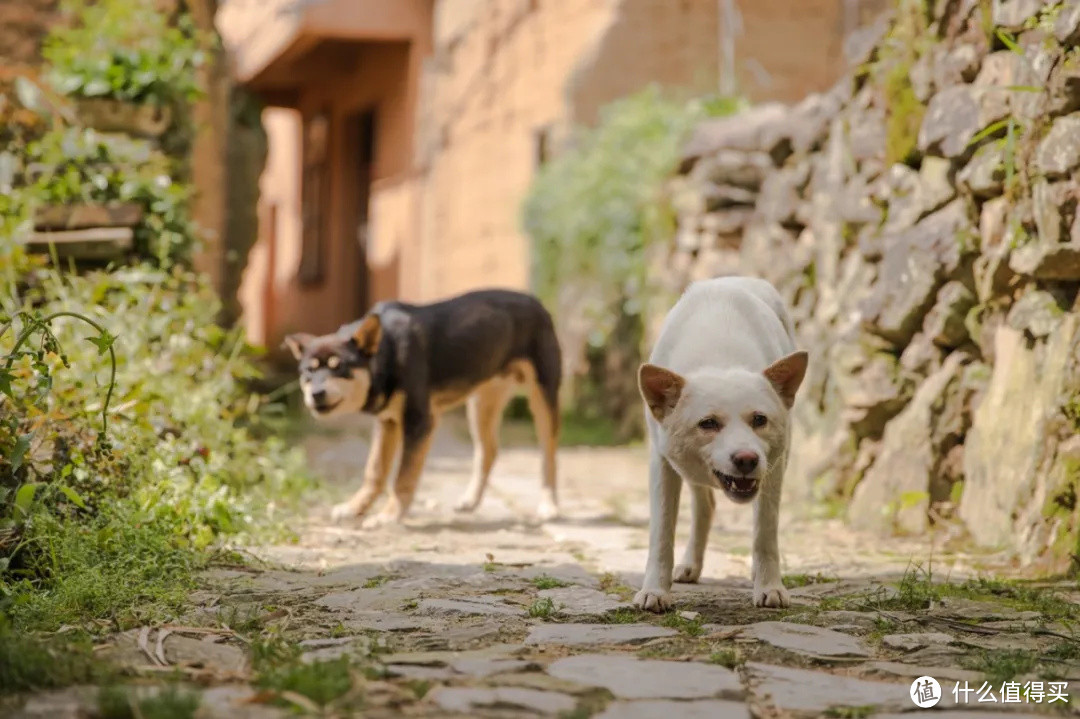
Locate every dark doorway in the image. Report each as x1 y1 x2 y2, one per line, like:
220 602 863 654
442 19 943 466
343 108 376 316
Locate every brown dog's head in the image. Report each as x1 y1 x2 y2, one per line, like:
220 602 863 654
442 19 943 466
284 314 382 418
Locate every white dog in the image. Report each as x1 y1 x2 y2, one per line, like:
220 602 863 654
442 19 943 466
633 276 807 612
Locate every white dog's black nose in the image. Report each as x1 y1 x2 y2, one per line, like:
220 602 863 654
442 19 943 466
731 450 759 475
311 390 328 406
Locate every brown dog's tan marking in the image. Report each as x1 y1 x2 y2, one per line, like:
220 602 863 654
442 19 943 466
333 392 405 520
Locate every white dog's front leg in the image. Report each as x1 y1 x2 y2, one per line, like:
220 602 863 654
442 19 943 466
634 453 681 612
752 470 788 608
674 483 714 583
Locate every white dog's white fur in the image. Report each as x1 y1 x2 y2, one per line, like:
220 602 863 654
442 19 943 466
634 276 807 612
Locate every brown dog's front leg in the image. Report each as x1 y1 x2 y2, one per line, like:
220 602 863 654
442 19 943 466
330 418 402 521
362 409 437 528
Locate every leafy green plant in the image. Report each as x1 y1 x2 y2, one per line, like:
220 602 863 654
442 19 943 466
528 597 558 619
876 0 930 165
523 87 701 316
0 263 311 632
522 87 738 429
19 125 198 262
44 0 208 106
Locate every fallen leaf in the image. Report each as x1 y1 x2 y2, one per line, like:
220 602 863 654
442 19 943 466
155 628 173 666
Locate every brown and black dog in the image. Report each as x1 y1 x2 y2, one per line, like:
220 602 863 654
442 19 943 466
285 290 562 528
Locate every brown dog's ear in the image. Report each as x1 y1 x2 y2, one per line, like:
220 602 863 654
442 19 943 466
352 314 382 355
283 333 314 360
639 363 686 422
763 350 808 408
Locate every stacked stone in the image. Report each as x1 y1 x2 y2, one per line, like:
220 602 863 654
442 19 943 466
668 0 1080 566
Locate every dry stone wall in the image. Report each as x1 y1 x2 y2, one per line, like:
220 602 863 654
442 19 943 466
666 0 1080 565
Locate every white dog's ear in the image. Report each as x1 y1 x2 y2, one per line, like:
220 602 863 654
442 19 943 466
639 363 686 421
763 351 808 408
283 333 314 360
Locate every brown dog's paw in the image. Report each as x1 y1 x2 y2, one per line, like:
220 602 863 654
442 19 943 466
329 502 358 522
536 498 559 522
453 494 481 513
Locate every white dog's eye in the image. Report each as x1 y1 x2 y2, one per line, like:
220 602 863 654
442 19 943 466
305 358 320 371
750 412 768 429
327 356 341 369
697 417 721 431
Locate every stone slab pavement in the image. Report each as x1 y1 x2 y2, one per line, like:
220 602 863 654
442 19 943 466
14 416 1080 718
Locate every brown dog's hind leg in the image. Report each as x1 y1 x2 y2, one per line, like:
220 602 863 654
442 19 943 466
527 326 562 521
456 378 514 513
330 418 402 521
525 376 560 521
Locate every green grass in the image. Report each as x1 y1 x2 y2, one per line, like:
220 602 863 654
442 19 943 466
598 573 634 601
602 607 643 624
661 612 704 637
707 647 742 669
559 411 622 447
0 625 107 695
252 639 357 708
949 577 1079 620
216 604 265 635
98 685 201 719
824 707 875 719
532 574 571 590
362 575 390 589
4 508 202 633
815 563 1079 621
405 679 432 699
783 573 836 589
961 649 1039 685
1045 642 1080 661
528 597 558 619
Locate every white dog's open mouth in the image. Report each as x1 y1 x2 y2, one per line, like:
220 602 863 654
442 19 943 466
713 470 759 502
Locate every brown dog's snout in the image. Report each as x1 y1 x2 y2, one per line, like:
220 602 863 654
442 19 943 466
731 450 759 475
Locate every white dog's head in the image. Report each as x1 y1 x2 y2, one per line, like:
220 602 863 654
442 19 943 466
638 351 808 504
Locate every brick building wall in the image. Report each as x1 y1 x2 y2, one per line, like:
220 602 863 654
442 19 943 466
223 0 893 348
411 0 721 302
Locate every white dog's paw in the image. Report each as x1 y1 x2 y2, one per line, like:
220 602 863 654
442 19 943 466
753 583 790 608
536 499 560 522
633 587 673 613
453 495 480 513
330 502 357 522
672 563 702 584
